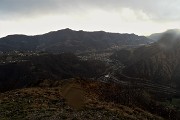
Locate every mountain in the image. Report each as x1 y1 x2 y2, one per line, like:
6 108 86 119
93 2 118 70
148 33 163 41
119 29 180 89
148 29 180 41
0 28 153 53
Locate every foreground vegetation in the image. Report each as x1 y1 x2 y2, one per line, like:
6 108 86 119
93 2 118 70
0 79 164 120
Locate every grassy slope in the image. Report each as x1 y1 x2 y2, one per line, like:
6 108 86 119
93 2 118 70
0 79 163 120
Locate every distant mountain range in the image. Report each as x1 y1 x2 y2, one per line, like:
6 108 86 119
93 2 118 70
0 28 153 53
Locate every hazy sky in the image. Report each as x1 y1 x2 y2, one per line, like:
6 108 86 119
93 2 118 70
0 0 180 37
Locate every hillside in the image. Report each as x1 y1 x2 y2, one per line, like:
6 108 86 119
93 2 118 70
114 29 180 89
0 79 165 120
0 29 152 53
0 53 109 92
148 29 180 41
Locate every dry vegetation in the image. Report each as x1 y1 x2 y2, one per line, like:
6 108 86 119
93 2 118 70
0 79 163 120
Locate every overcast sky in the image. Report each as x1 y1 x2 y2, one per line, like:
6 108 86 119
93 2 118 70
0 0 180 37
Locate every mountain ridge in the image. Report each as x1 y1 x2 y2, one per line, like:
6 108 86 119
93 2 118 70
0 28 153 53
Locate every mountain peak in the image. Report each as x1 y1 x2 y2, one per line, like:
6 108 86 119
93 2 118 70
156 29 180 50
159 29 180 42
63 28 73 31
148 28 180 41
165 29 180 33
57 28 74 32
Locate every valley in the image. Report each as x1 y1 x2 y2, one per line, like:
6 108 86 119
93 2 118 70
0 29 180 119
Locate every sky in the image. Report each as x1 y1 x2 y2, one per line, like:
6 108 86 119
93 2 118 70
0 0 180 37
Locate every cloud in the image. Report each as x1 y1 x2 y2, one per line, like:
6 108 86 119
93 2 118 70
0 0 180 21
